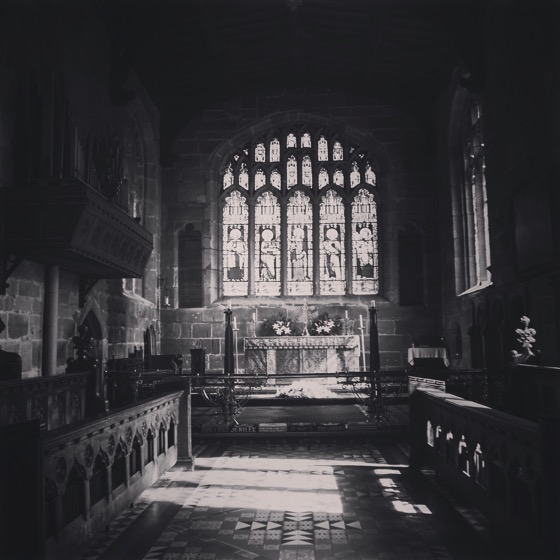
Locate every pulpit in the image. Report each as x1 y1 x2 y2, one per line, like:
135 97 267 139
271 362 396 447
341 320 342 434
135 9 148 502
244 335 360 382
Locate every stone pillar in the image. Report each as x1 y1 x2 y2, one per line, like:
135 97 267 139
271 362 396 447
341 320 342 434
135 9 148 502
178 378 193 470
42 264 59 376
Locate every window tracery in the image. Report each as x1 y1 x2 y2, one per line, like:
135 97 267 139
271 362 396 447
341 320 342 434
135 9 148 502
220 127 379 297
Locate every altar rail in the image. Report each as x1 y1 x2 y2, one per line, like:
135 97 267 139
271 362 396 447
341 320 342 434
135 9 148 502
1 391 183 560
409 386 556 557
0 371 88 430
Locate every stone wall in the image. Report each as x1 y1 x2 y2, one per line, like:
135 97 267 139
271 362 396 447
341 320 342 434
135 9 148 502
160 91 444 371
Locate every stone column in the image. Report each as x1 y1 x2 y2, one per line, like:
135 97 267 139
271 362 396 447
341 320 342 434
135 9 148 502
42 264 59 376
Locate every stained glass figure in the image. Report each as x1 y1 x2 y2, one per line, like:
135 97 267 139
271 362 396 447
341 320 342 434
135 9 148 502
333 168 344 187
255 143 266 162
318 136 329 161
333 141 343 161
318 168 329 189
350 161 361 188
255 192 281 296
223 162 234 190
365 162 376 186
270 169 281 189
255 168 266 189
301 132 312 148
302 155 312 187
239 163 249 190
319 191 345 294
287 133 297 148
223 191 249 296
287 191 313 295
270 138 280 162
352 189 378 294
287 155 297 188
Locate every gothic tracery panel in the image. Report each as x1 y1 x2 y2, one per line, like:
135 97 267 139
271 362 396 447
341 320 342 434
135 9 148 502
320 190 346 294
352 189 378 294
223 191 249 296
255 192 281 296
287 191 313 295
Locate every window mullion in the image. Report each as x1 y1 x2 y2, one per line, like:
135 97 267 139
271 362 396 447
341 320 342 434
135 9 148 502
248 203 255 295
281 200 288 295
312 197 320 295
345 200 353 294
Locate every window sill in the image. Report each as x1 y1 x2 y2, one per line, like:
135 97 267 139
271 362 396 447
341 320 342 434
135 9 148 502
457 280 493 297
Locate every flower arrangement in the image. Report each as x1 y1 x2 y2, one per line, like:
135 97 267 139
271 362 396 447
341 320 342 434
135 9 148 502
275 380 337 399
264 316 295 336
511 315 538 364
311 313 341 336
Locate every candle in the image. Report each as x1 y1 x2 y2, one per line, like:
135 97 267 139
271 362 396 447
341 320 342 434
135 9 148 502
371 300 375 308
227 300 231 310
359 314 364 328
233 317 237 329
253 311 257 323
345 310 349 320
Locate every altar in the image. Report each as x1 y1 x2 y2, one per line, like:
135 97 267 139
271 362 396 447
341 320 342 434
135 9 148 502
244 335 361 382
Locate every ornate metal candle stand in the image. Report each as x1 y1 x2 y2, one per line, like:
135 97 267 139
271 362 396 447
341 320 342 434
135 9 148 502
196 373 267 425
194 306 268 425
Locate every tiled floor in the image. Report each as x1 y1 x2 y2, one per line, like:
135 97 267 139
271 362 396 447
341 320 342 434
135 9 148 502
77 436 505 560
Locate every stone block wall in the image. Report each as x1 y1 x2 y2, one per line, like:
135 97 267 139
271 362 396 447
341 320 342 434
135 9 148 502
159 89 444 371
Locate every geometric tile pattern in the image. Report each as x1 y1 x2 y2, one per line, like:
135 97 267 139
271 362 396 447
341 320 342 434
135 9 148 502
80 437 492 560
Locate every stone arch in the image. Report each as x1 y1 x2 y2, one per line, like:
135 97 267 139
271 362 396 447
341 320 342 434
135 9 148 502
205 111 393 303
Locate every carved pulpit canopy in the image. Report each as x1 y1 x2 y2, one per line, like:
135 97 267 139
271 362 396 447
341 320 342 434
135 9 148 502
0 180 153 302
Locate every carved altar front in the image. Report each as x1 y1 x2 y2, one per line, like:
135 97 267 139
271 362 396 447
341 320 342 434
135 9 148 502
244 335 360 381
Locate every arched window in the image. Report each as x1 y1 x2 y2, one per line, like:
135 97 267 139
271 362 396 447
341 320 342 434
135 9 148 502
220 127 379 297
452 93 491 294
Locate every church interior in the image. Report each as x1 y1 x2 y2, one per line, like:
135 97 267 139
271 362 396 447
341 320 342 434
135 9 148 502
0 0 559 559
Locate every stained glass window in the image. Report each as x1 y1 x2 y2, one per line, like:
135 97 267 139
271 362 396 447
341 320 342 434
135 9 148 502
255 192 281 296
270 169 281 189
352 189 378 294
287 191 313 295
318 168 329 189
255 143 266 162
239 163 249 190
454 95 491 293
270 138 280 162
302 155 312 187
365 162 376 186
223 191 249 296
219 127 379 298
287 155 297 188
223 163 234 189
333 141 343 161
318 136 328 161
350 161 360 188
320 191 346 294
333 169 344 187
255 169 266 189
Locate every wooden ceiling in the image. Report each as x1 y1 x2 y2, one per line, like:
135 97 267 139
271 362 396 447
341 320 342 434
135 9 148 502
97 0 486 157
